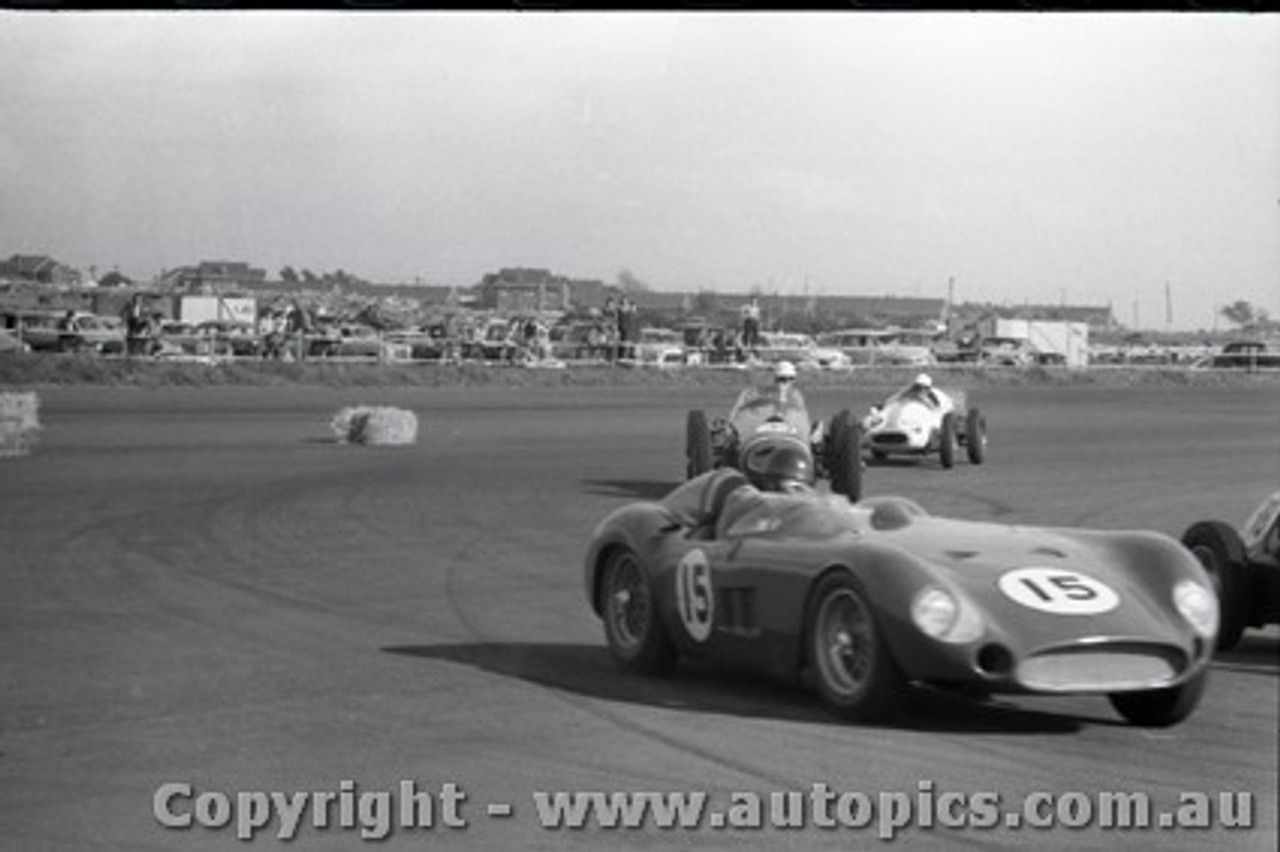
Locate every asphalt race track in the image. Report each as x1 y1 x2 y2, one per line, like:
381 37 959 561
2 381 1277 851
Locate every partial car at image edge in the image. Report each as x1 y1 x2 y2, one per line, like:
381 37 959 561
1181 489 1280 650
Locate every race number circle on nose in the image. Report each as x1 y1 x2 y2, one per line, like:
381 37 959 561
675 549 714 642
998 567 1119 615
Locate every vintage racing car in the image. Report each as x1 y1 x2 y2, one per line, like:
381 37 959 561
861 376 986 468
584 470 1218 727
685 374 862 501
1181 490 1280 650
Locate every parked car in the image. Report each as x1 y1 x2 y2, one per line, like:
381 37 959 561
1199 341 1280 370
9 311 125 355
630 328 687 367
308 324 410 362
752 332 850 370
548 321 609 362
464 319 518 362
0 328 30 354
195 321 262 358
387 323 452 362
680 321 739 366
154 321 229 359
978 336 1036 367
816 329 936 367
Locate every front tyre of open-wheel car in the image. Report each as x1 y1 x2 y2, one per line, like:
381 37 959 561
1181 520 1249 651
938 414 956 469
965 407 987 465
806 572 905 723
1108 670 1207 728
600 546 677 676
827 413 863 503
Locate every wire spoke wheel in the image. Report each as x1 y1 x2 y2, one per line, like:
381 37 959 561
599 547 677 675
604 551 649 654
807 573 904 721
815 588 876 697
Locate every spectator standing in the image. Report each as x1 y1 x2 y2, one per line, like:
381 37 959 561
618 297 638 361
285 300 310 362
602 295 619 362
740 296 762 351
121 294 148 357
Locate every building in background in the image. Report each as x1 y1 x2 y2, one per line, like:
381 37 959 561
0 254 82 287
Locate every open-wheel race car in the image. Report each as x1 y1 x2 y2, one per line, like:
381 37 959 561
861 375 986 469
685 368 862 502
1181 490 1280 650
584 470 1218 727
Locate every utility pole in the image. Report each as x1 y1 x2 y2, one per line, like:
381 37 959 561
946 276 955 334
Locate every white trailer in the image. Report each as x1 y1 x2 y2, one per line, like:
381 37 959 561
177 296 257 327
977 318 1090 368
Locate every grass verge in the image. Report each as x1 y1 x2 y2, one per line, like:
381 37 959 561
1 354 1278 391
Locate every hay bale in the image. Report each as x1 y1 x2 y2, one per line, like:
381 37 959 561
0 391 40 457
331 405 418 446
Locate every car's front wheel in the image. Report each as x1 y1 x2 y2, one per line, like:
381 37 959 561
965 407 987 464
826 410 863 503
1108 671 1207 727
600 547 677 676
1181 520 1249 651
806 572 904 722
938 413 956 469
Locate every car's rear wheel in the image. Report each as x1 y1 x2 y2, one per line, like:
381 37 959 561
1181 521 1249 651
826 410 863 503
965 407 987 464
686 409 712 480
600 547 676 676
1108 671 1207 727
806 572 904 722
938 413 956 469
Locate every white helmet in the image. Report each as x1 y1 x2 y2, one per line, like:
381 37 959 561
914 373 933 388
774 361 797 381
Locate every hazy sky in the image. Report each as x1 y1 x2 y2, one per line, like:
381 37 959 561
1 11 1276 329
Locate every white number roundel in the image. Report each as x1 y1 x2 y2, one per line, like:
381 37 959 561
675 549 714 642
998 567 1119 615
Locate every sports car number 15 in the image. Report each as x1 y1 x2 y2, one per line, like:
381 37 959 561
676 549 714 642
998 567 1120 615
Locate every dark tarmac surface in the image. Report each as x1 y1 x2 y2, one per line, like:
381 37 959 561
1 381 1276 850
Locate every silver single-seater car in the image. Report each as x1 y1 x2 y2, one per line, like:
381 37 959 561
861 374 986 468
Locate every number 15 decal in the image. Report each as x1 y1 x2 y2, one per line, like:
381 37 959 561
675 549 714 642
998 567 1119 615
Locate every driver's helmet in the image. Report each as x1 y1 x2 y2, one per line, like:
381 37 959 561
742 442 814 493
913 372 933 390
773 360 798 383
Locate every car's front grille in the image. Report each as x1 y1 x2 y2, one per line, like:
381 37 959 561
871 433 909 445
1017 644 1186 692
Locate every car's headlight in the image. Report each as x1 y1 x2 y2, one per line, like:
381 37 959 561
912 587 984 643
1173 580 1218 640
